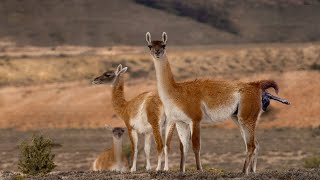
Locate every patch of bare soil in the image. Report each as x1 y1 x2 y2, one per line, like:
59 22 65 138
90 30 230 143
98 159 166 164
1 168 320 180
0 128 319 173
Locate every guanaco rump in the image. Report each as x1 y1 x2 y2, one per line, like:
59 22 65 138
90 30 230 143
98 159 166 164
93 127 129 172
92 64 176 172
146 32 290 174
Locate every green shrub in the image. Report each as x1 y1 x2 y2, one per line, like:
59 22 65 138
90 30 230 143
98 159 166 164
18 134 56 175
123 144 132 165
304 156 320 168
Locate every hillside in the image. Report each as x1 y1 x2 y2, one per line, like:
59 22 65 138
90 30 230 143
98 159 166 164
0 0 320 46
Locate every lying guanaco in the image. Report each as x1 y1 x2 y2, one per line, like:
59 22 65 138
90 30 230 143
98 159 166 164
146 32 290 174
92 65 176 171
93 127 129 172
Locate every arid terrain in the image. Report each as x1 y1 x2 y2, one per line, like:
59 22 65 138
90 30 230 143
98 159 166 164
1 0 320 46
0 43 319 130
0 43 319 179
0 0 319 179
0 128 319 179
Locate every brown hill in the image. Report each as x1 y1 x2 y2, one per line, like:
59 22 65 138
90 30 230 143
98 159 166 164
0 0 320 46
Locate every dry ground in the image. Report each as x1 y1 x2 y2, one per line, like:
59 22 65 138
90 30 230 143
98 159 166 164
1 169 320 180
0 128 319 179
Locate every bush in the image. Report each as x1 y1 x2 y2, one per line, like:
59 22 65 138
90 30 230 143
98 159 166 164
304 156 320 168
123 144 133 165
18 134 56 175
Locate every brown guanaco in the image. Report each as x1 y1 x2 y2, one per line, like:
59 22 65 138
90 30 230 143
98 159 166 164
146 32 290 174
92 65 176 171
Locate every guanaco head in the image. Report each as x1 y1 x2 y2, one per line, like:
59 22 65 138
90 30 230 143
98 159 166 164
146 32 167 59
92 64 128 85
112 127 125 139
104 124 125 139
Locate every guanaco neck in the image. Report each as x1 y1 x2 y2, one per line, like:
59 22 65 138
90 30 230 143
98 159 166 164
112 136 123 165
111 75 127 118
153 54 177 98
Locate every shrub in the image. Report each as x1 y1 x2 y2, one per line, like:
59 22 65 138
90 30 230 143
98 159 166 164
304 156 320 168
18 134 56 175
123 144 132 165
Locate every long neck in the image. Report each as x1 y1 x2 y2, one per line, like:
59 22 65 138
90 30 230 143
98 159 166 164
153 54 176 97
113 136 122 164
112 75 127 116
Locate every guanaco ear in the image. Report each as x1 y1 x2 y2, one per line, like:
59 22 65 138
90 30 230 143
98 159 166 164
146 32 152 45
162 32 167 45
115 64 123 76
119 66 128 74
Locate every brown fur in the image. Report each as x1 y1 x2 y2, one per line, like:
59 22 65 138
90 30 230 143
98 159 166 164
93 128 129 171
93 148 129 171
111 77 166 165
147 32 282 174
93 67 175 171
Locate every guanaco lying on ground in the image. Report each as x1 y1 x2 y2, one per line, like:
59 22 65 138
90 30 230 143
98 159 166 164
146 32 290 174
93 127 129 172
92 65 176 172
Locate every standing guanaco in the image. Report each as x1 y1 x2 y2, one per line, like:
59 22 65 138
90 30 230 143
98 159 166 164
93 127 129 172
146 32 290 174
92 65 175 172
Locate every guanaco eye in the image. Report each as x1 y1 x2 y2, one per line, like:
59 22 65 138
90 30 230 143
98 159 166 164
104 72 113 77
162 45 166 49
148 45 152 50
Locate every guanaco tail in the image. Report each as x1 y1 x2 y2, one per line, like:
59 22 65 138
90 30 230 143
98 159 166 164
146 32 290 174
93 127 129 172
92 64 176 172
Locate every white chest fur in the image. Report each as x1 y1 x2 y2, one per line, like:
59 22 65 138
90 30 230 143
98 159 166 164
129 98 152 134
158 88 191 124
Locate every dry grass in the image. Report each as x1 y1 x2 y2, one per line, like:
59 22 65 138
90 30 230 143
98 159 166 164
0 43 319 86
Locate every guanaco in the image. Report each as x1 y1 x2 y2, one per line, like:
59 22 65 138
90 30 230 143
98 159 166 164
93 127 129 172
146 32 290 174
92 65 176 172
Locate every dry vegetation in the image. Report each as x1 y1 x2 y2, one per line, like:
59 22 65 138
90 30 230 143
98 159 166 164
0 43 319 130
0 43 319 86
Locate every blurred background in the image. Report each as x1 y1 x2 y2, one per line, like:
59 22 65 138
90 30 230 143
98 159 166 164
0 0 319 174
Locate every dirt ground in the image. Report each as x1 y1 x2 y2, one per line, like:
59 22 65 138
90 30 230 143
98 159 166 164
0 128 319 179
1 169 320 180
